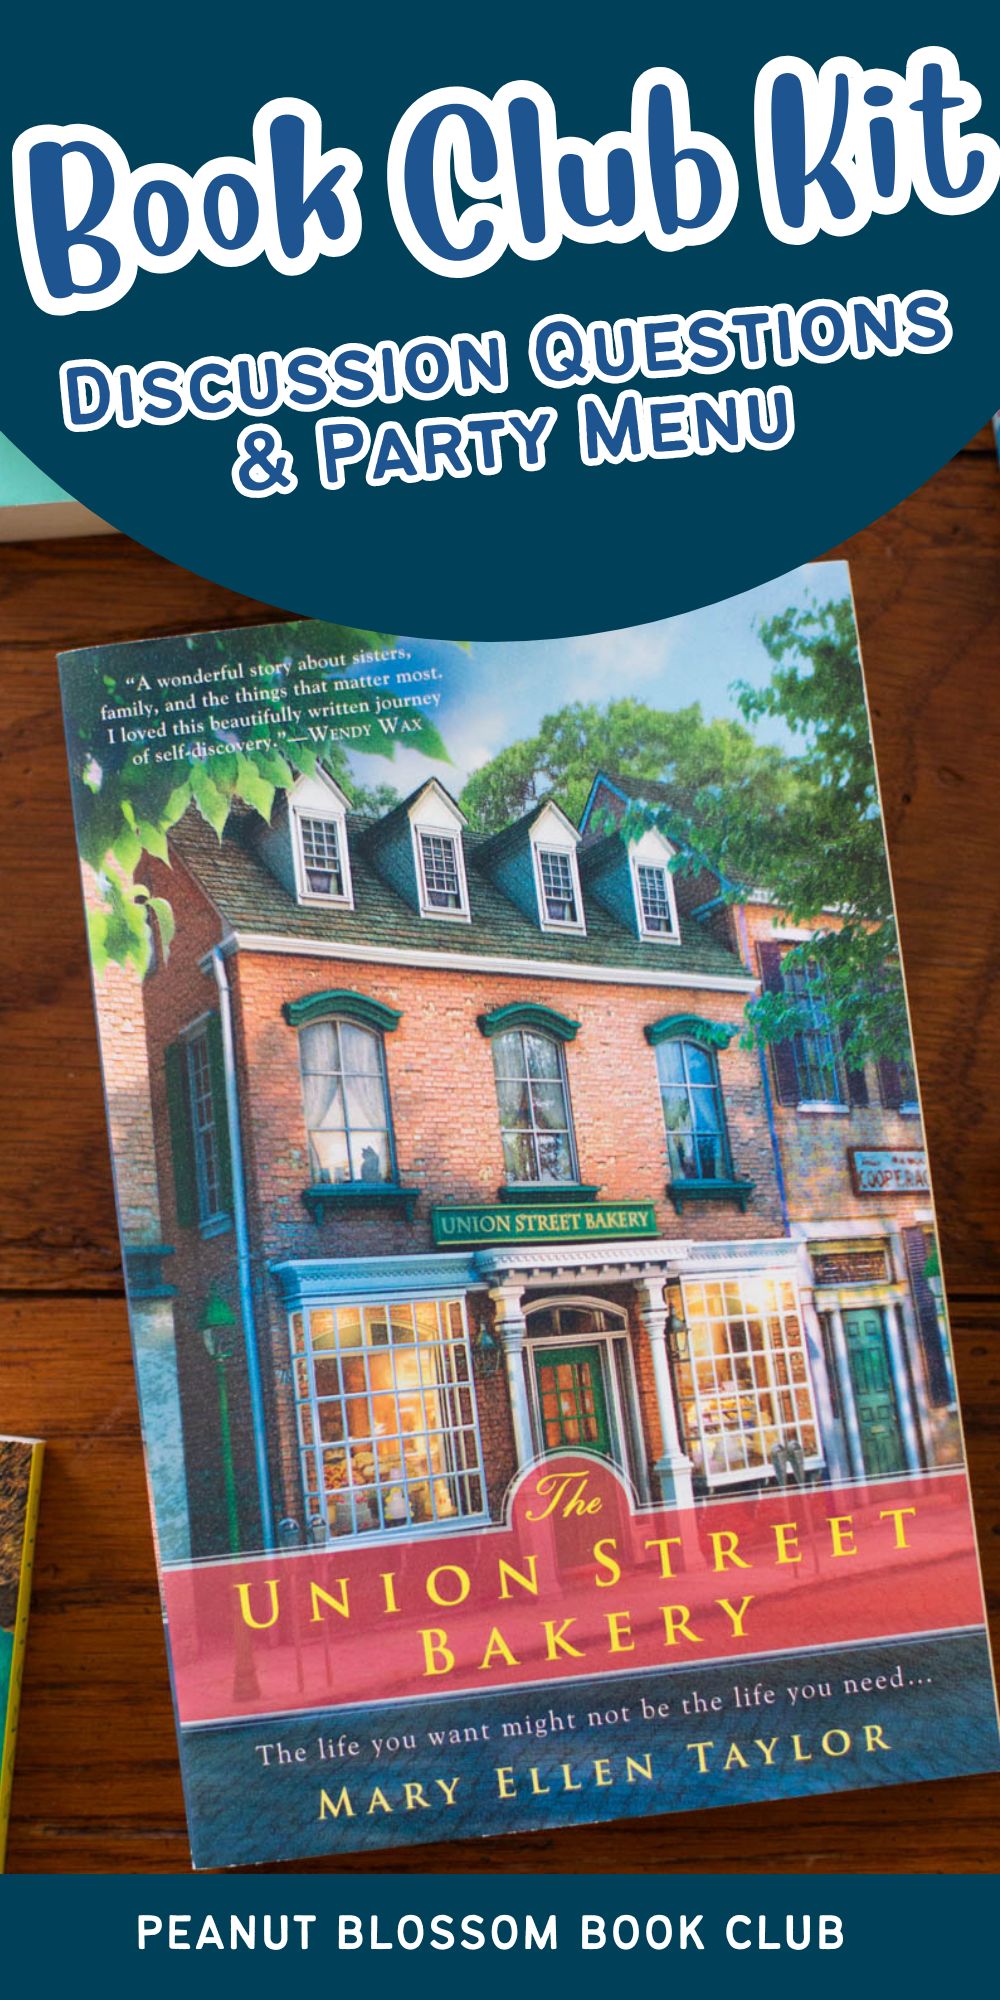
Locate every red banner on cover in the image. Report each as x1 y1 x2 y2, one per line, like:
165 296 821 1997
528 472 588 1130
161 1461 986 1727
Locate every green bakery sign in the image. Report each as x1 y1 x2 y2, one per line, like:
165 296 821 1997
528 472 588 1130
431 1200 659 1246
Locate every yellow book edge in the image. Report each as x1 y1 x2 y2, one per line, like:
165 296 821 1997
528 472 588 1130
0 1440 44 1872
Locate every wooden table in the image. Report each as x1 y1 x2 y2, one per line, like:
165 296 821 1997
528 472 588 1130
2 435 998 1872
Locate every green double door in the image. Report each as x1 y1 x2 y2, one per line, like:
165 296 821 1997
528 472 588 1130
533 1343 614 1458
843 1307 906 1476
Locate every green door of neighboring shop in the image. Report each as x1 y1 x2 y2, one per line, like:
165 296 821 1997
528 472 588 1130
842 1307 906 1476
533 1344 614 1458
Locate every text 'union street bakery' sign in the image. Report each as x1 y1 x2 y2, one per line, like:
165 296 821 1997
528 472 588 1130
431 1201 658 1246
848 1148 930 1196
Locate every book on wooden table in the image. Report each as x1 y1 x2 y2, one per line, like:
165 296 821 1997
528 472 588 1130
57 565 999 1869
0 1436 44 1871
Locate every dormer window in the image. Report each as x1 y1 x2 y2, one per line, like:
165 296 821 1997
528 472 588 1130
285 773 354 909
636 861 674 936
418 829 464 912
523 801 585 934
373 779 470 923
298 816 345 899
629 830 679 942
537 847 578 927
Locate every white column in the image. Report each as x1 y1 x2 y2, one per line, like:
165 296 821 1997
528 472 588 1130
828 1303 866 1479
799 1285 850 1484
885 1300 923 1473
636 1280 694 1510
489 1286 535 1469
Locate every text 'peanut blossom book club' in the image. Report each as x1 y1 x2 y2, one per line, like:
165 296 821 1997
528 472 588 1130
59 565 999 1869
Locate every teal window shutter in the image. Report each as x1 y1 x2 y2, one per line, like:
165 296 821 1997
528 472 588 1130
205 1012 234 1214
165 1039 197 1228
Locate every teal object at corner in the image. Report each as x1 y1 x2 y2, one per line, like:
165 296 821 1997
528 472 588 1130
0 1623 13 1727
0 432 68 509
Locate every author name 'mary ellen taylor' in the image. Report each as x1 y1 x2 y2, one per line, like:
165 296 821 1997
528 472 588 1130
310 1723 892 1821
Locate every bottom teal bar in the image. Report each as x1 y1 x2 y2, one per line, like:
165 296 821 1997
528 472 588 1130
0 1872 998 1994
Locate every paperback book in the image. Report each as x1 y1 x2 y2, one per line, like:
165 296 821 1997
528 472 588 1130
0 1436 44 1870
58 566 999 1868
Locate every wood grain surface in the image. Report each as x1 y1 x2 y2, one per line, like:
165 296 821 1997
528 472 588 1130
1 436 998 1872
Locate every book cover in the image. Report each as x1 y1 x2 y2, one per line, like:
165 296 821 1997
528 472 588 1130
58 565 999 1869
0 1437 44 1871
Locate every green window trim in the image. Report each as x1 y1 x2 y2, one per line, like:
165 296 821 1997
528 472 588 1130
302 1183 420 1223
282 989 402 1033
498 1181 601 1205
477 1001 580 1043
644 1012 737 1050
667 1177 756 1215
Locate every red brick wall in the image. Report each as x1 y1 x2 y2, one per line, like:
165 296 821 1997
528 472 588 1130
740 900 933 1235
231 951 785 1269
139 857 280 1553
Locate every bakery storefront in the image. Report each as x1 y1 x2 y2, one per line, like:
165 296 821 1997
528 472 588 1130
272 1207 839 1542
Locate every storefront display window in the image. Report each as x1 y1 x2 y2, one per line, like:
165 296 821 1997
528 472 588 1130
677 1273 822 1485
289 1297 485 1537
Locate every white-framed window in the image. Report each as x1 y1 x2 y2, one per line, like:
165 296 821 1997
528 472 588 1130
289 1296 486 1539
676 1273 823 1487
533 843 586 932
406 781 471 921
298 816 345 898
635 860 676 937
628 832 680 942
292 803 353 906
416 826 469 917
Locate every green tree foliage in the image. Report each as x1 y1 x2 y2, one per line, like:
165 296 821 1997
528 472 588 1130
628 596 910 1064
460 697 798 831
62 621 438 976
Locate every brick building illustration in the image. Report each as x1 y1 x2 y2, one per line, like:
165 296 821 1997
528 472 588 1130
138 764 958 1559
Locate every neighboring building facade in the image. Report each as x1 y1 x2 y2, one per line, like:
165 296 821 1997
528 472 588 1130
583 772 960 1493
140 765 960 1559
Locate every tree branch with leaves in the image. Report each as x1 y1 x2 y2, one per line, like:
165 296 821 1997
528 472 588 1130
62 620 450 976
625 596 911 1065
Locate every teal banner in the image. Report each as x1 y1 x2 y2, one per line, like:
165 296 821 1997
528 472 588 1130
0 1873 997 1991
